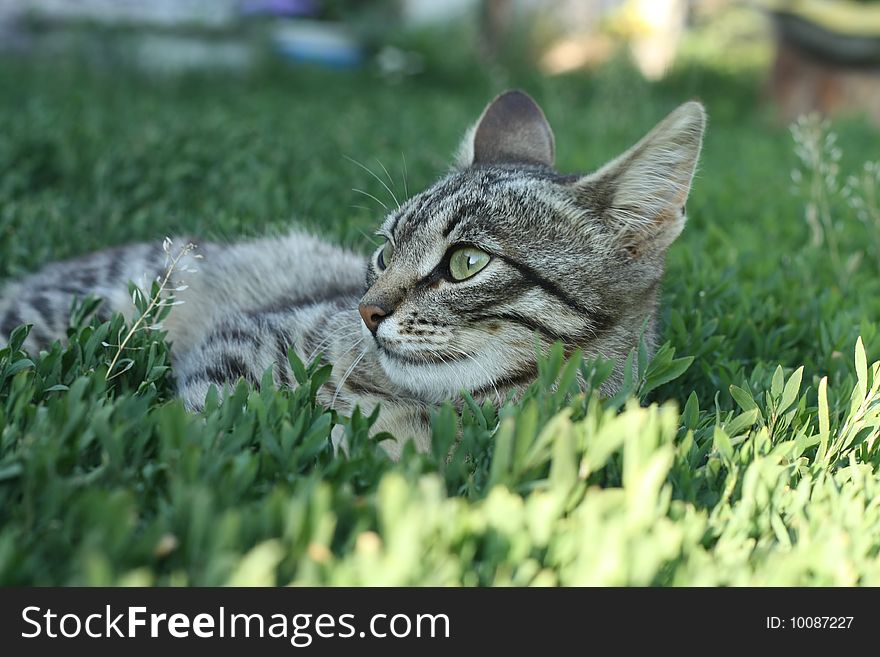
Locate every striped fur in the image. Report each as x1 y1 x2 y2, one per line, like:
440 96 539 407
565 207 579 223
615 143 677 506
0 91 705 458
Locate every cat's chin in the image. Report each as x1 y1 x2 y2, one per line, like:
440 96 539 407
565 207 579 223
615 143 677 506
362 319 519 403
372 342 502 404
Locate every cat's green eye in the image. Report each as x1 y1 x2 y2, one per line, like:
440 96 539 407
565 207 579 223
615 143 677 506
378 241 394 270
448 247 491 281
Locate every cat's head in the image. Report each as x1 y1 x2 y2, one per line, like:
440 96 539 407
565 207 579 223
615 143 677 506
358 90 705 402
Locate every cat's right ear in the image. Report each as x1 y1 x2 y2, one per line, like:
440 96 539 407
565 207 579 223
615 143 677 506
454 90 555 168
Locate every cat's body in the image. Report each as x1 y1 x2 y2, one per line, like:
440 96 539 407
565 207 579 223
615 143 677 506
0 91 706 458
0 232 432 455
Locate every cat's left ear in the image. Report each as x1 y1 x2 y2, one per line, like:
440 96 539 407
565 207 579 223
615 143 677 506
573 101 706 254
455 90 555 168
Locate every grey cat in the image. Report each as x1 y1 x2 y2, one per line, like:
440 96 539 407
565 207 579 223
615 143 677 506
0 91 705 458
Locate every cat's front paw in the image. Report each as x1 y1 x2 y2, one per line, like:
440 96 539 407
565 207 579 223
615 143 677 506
367 403 433 460
177 379 210 413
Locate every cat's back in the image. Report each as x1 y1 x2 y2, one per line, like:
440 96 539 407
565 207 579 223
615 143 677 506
190 229 366 310
166 229 367 352
0 228 367 355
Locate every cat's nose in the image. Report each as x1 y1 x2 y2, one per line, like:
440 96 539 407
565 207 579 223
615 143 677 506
358 303 389 335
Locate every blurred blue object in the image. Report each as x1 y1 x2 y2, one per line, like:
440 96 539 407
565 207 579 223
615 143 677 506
240 0 318 18
272 20 364 68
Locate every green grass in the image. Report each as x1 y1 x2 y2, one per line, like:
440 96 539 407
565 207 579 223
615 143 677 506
2 48 880 585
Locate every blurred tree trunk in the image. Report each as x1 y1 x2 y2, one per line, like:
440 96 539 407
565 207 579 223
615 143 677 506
479 0 511 62
770 10 880 125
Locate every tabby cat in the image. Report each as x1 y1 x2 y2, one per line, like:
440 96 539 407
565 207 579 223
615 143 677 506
0 91 705 458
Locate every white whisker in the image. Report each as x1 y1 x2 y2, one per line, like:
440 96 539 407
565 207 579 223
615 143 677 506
352 187 388 211
307 326 362 363
447 345 503 407
334 335 366 366
356 227 381 247
401 152 409 199
333 345 368 408
345 155 400 209
374 158 401 208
